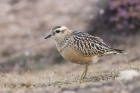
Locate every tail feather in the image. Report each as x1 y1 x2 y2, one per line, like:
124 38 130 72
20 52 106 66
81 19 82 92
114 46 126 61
111 49 127 54
105 49 127 55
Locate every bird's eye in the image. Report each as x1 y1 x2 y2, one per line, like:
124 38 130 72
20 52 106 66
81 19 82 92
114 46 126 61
56 30 60 33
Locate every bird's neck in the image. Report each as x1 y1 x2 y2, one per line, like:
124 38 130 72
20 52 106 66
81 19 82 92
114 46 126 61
55 33 71 52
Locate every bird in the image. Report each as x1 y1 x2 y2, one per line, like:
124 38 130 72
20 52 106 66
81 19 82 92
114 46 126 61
45 26 127 79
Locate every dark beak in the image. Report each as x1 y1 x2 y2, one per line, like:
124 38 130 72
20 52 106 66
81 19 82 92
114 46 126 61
45 34 52 39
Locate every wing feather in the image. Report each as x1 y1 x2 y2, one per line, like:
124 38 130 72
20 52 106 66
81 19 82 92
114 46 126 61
71 31 113 56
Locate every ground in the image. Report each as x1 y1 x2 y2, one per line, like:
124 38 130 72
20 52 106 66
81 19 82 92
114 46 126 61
0 60 140 92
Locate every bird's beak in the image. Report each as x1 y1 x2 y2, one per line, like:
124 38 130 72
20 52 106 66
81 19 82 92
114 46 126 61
45 34 52 39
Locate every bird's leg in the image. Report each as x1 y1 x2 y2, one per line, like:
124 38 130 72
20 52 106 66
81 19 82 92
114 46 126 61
80 63 89 79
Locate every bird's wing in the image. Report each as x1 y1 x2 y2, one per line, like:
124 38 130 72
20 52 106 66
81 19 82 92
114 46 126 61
71 31 113 56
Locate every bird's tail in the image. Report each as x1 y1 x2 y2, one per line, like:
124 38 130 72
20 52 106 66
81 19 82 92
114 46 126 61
111 49 127 54
105 49 127 55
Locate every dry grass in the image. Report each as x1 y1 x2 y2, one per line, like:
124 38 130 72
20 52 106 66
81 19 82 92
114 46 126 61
0 62 140 91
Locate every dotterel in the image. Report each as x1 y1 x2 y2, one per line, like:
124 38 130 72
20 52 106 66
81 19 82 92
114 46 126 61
45 26 127 79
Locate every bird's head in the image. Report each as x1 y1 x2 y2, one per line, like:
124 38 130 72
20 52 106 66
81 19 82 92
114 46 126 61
45 26 70 41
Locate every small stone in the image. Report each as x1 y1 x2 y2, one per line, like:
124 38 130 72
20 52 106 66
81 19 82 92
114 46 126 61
117 70 140 80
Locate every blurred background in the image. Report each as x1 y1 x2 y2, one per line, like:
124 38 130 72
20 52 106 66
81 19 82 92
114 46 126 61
0 0 140 74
